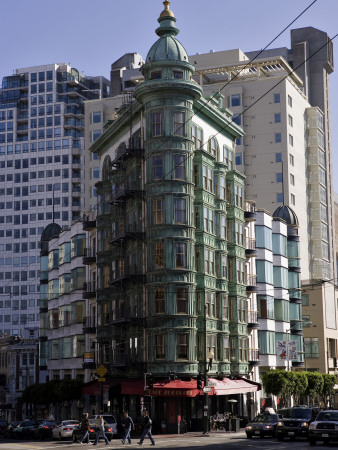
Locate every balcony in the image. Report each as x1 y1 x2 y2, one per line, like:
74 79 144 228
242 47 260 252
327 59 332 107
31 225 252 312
245 237 257 257
246 274 258 293
248 348 260 366
83 247 96 265
110 183 144 206
289 288 302 303
247 310 259 329
289 320 303 335
110 268 146 286
83 281 96 299
83 316 96 333
111 146 144 170
244 201 256 221
83 213 96 231
110 229 145 246
288 257 301 272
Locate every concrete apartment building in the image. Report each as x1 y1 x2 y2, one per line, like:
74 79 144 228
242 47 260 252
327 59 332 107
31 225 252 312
188 28 337 375
0 64 109 338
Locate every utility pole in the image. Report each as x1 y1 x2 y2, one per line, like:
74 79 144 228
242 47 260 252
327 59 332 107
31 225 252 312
203 304 209 435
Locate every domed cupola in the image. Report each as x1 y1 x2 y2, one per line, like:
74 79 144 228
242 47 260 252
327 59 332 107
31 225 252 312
145 1 188 65
273 205 299 240
273 205 299 227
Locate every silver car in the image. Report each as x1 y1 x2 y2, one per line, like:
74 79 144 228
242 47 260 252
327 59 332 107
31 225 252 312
52 420 79 440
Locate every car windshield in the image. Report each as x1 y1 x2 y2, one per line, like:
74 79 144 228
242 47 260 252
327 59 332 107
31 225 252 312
316 411 338 421
253 414 277 423
290 408 312 419
20 421 35 426
102 416 115 424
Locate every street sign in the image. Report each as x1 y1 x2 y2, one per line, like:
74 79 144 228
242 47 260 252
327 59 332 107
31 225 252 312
203 386 212 393
98 377 106 382
97 364 108 377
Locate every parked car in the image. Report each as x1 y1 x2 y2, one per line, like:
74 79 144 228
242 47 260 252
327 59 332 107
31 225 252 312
89 414 117 436
29 420 57 439
4 421 20 438
0 420 8 435
72 419 113 443
308 409 338 445
52 420 79 440
12 420 37 439
245 413 281 439
276 406 320 441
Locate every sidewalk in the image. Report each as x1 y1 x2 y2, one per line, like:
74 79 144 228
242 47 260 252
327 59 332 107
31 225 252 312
152 431 246 439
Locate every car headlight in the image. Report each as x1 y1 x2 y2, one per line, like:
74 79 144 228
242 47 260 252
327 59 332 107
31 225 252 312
309 423 316 430
300 422 309 427
277 421 283 427
245 426 252 430
264 425 273 429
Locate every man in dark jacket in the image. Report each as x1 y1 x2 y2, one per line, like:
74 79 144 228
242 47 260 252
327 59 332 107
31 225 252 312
79 413 90 444
138 410 155 445
121 411 134 444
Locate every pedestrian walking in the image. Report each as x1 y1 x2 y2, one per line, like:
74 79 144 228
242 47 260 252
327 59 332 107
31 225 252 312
121 411 135 444
138 410 155 446
79 412 90 444
93 415 109 446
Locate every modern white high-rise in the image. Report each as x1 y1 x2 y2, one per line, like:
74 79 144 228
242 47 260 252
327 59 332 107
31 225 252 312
188 27 337 374
0 63 109 338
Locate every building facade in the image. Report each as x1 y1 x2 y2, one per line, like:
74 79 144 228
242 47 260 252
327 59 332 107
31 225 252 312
189 29 337 375
88 1 263 429
0 64 109 338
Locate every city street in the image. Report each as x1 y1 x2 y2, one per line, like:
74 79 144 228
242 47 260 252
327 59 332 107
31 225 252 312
0 432 332 450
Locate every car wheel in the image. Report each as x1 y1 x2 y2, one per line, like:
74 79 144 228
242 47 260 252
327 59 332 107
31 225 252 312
59 433 62 441
277 434 284 441
72 433 77 443
309 438 316 446
246 434 252 439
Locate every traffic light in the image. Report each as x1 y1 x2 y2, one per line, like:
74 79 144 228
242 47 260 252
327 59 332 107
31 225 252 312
148 374 154 389
197 374 203 390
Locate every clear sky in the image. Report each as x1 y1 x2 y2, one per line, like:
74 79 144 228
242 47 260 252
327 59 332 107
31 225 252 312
1 0 337 191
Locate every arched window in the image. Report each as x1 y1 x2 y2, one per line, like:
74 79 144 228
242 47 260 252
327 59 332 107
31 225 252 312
102 155 111 181
208 136 218 158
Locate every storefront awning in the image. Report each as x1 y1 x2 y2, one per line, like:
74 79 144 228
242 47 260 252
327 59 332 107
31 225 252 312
121 380 145 396
120 379 202 397
82 380 117 396
208 377 261 395
147 379 201 397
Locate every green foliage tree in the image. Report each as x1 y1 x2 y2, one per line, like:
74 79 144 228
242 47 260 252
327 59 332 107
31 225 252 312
291 372 308 405
305 372 324 405
321 373 336 407
261 369 291 407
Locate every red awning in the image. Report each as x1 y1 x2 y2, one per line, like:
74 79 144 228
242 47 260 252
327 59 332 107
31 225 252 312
146 379 201 397
120 379 202 397
121 380 145 396
82 380 117 396
207 377 261 395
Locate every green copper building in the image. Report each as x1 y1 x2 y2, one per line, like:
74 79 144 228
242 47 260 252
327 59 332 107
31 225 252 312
90 1 259 431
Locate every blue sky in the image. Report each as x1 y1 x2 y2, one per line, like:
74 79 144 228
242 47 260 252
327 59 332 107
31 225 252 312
1 0 337 191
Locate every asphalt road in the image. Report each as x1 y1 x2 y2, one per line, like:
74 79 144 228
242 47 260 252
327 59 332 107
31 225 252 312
0 432 334 449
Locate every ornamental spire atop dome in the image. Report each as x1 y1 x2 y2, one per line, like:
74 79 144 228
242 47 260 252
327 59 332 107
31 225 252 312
160 1 175 18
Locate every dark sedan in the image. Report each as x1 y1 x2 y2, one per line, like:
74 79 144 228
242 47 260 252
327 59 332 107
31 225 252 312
308 410 338 445
12 420 37 439
29 420 57 439
72 419 113 443
245 413 281 438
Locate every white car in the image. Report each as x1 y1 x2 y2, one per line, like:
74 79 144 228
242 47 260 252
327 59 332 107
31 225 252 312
52 420 80 440
89 415 117 436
